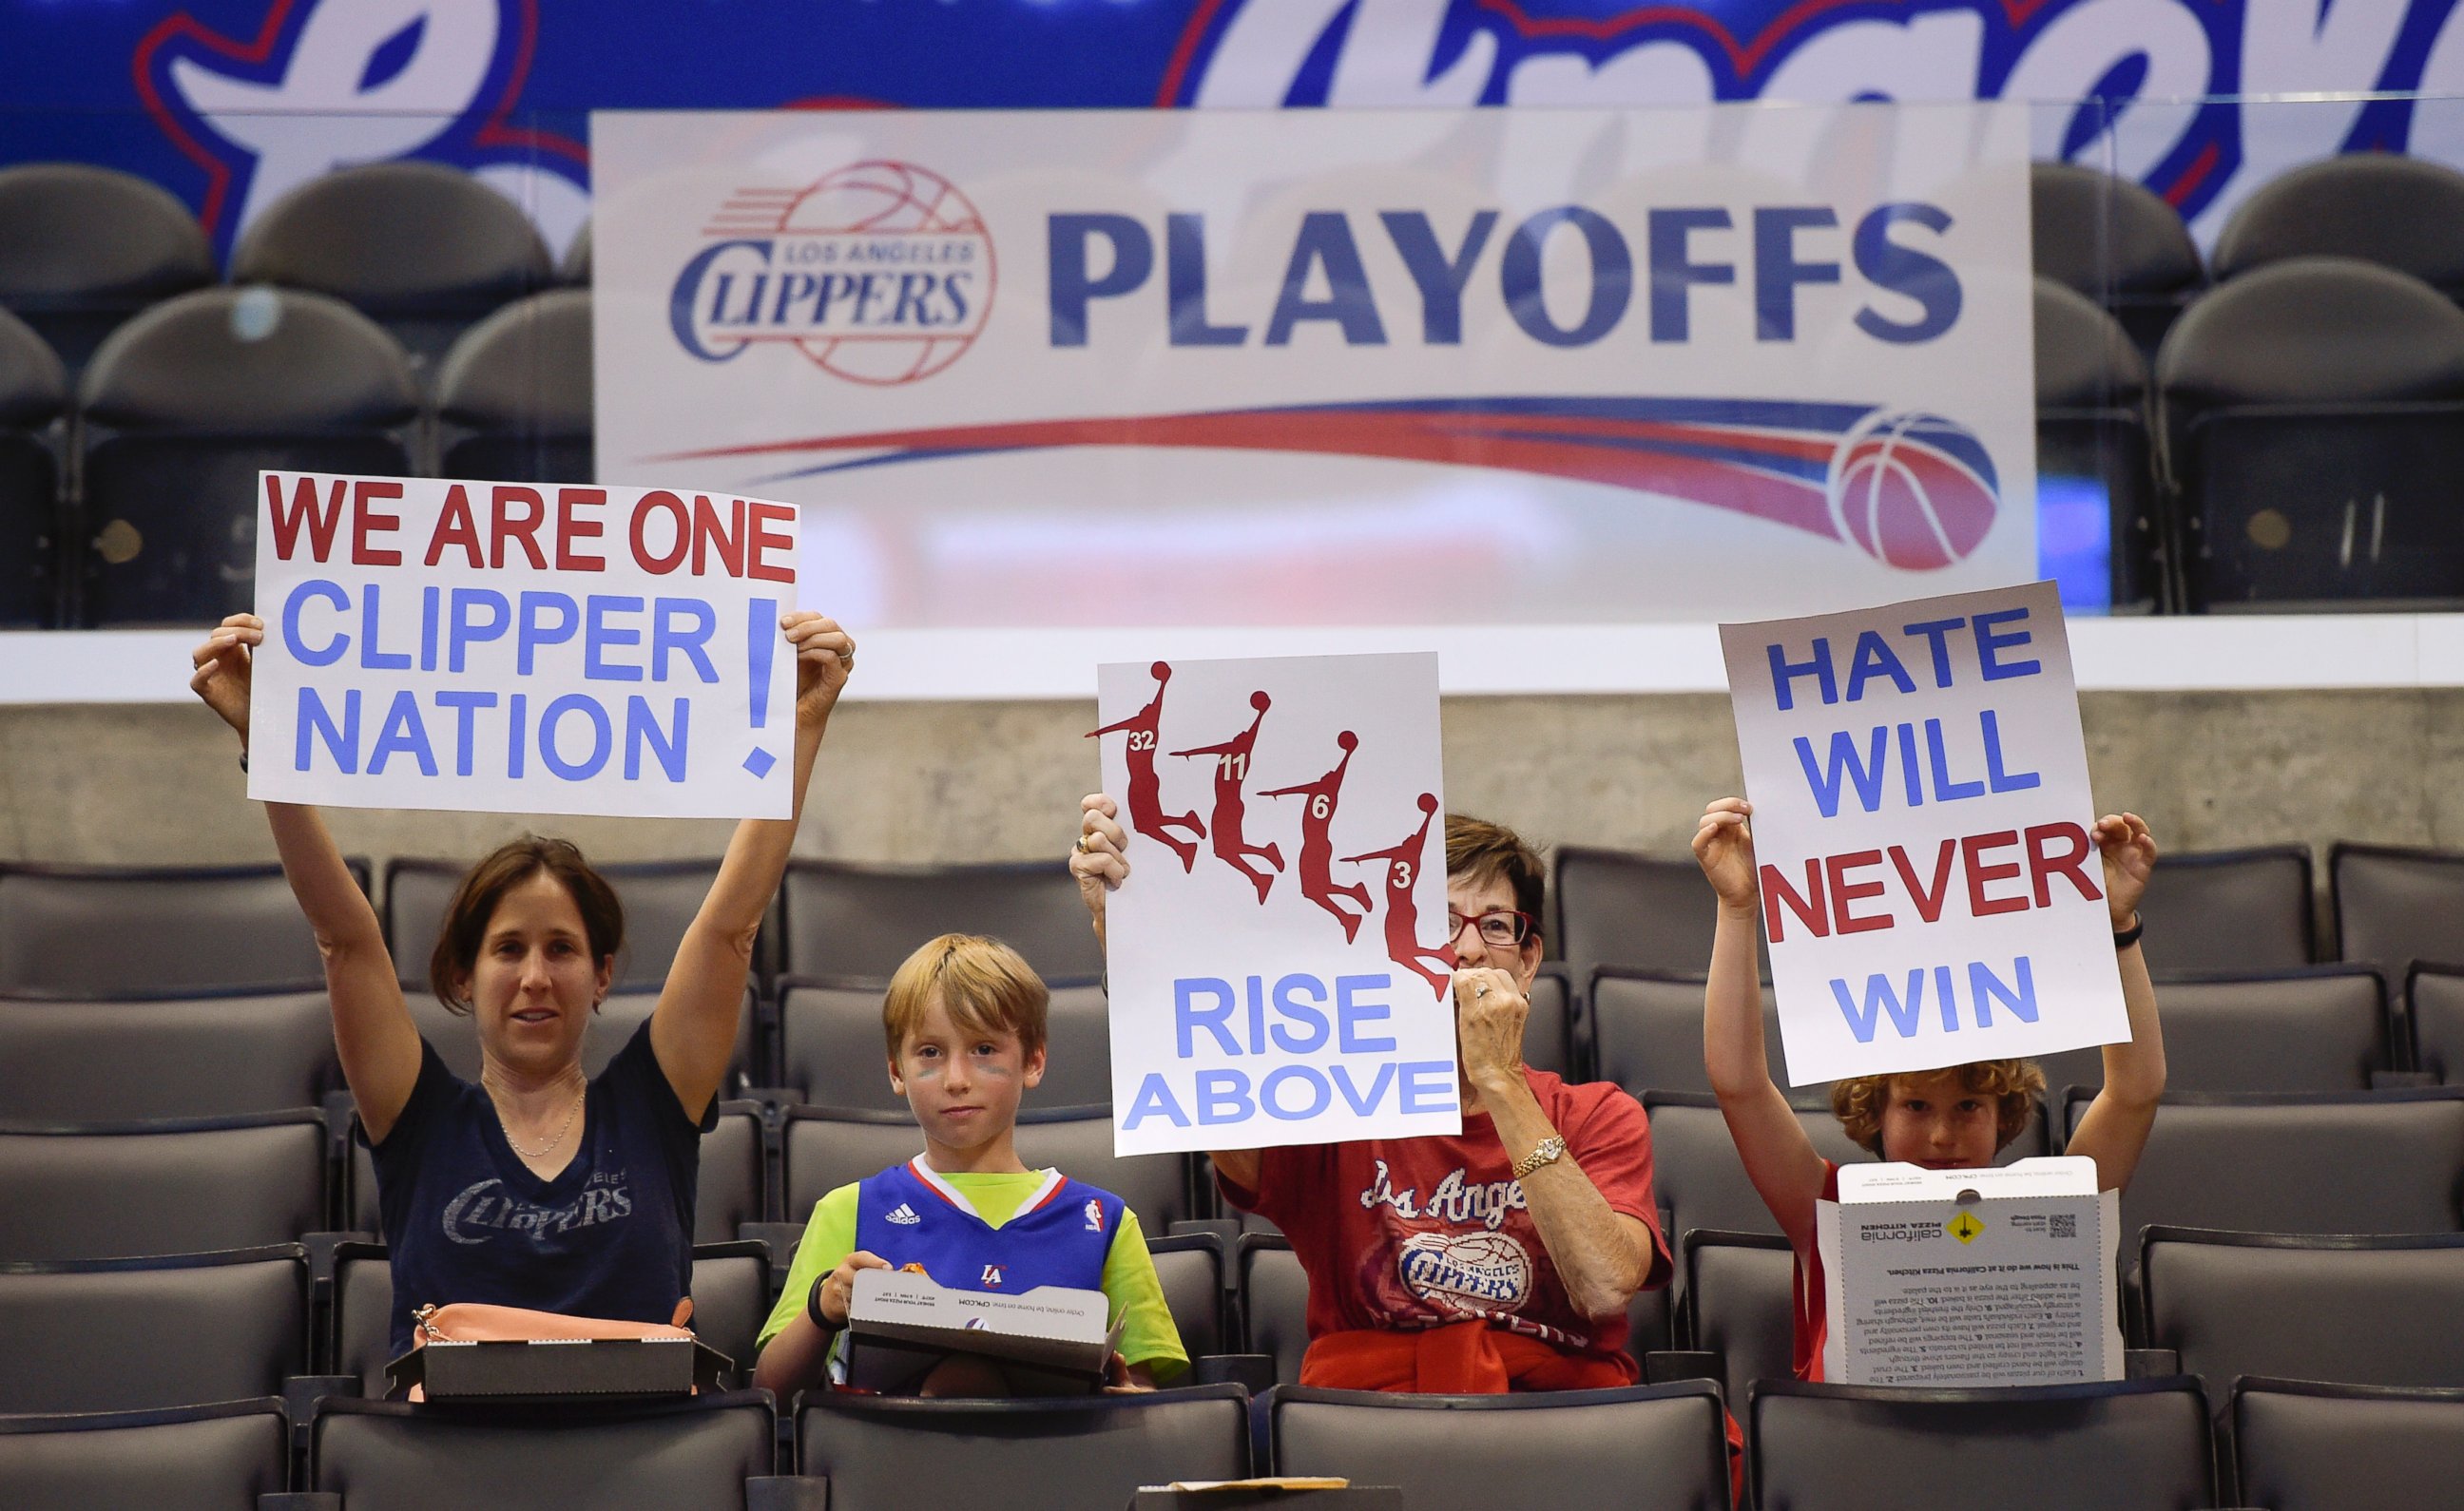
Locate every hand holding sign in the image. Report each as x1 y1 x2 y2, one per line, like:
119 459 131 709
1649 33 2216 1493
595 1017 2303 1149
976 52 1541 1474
1452 967 1530 1092
2094 813 2156 931
191 613 263 748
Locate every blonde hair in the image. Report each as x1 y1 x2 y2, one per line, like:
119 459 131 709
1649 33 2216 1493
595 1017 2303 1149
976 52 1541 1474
1831 1059 2047 1157
881 934 1049 1061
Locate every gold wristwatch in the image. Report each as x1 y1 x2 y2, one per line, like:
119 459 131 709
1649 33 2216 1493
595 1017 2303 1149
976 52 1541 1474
1511 1135 1567 1180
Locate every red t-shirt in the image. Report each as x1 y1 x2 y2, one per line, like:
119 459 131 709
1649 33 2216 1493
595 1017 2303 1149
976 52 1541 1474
1222 1068 1669 1374
1792 1159 1843 1382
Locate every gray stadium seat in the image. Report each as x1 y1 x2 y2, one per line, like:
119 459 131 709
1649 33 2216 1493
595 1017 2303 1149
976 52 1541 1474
2030 162 2204 354
780 1104 1190 1234
384 853 731 992
1683 1229 1796 1411
1550 845 1730 985
778 858 1103 983
777 975 1111 1110
0 1110 327 1261
0 163 215 375
0 303 65 625
402 985 756 1093
434 287 592 482
2155 257 2464 608
0 986 341 1120
332 1239 394 1395
75 286 417 625
1590 968 1792 1100
2212 154 2464 296
2034 277 2162 609
2332 842 2464 1001
312 1391 774 1510
230 161 553 366
2412 964 2464 1081
2132 843 2314 972
0 1245 305 1413
0 1396 288 1511
2065 1089 2464 1251
2233 1376 2464 1511
2142 1228 2464 1400
1146 1230 1224 1363
1239 1233 1308 1387
0 859 353 994
1748 1376 2214 1510
1523 962 1572 1077
1270 1380 1730 1511
799 1386 1251 1511
2028 964 2393 1096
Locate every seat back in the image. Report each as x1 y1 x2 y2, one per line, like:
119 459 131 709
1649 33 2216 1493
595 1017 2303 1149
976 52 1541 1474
1270 1381 1730 1511
800 1387 1249 1510
699 1102 767 1243
2029 161 2204 352
333 1241 395 1395
1147 1232 1225 1360
778 858 1102 982
313 1392 773 1511
1684 1230 1796 1409
2143 1228 2464 1399
2034 277 2160 609
386 854 731 992
781 1104 1187 1233
2233 1377 2464 1511
0 163 215 374
0 861 337 993
2129 844 2313 972
434 287 593 482
0 1246 305 1413
2028 965 2391 1096
1591 969 1783 1098
2212 154 2464 294
687 1241 774 1387
0 304 65 627
2333 843 2464 997
2412 965 2464 1082
1239 1234 1309 1387
0 1397 288 1511
0 987 340 1120
1748 1377 2213 1510
778 976 1111 1109
1522 963 1572 1077
1550 846 1728 985
0 1112 327 1261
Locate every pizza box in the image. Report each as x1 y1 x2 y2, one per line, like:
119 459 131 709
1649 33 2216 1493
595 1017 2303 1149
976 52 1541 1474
843 1269 1123 1396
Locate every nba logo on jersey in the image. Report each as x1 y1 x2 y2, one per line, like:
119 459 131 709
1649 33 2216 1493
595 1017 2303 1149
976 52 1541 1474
1084 1198 1106 1234
980 1264 1005 1288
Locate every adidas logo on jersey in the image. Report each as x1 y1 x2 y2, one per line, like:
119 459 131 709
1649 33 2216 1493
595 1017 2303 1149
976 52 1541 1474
885 1203 921 1226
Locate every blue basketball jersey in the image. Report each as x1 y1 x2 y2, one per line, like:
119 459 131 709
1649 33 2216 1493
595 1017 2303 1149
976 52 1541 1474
852 1159 1123 1295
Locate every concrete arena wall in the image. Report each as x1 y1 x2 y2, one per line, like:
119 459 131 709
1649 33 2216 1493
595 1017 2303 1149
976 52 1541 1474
4 693 2458 876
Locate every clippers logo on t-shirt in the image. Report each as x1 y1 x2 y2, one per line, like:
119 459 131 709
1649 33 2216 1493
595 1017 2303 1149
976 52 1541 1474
439 1173 634 1246
1399 1230 1534 1310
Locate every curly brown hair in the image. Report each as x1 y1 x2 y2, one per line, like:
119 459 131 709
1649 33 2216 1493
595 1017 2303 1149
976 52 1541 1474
1831 1060 2047 1157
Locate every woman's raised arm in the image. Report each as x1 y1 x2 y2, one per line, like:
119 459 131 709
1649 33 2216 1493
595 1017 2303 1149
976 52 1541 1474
192 615 422 1139
650 612 854 1121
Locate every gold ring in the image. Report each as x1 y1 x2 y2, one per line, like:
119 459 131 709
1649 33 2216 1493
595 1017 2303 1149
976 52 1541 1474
1075 833 1095 853
1475 985 1491 999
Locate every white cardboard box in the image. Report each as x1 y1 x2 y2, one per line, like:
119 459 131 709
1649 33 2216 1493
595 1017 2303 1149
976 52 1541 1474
1817 1157 2123 1387
843 1269 1123 1396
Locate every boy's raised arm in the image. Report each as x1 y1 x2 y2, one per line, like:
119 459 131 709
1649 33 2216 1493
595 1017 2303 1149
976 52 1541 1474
2067 813 2167 1194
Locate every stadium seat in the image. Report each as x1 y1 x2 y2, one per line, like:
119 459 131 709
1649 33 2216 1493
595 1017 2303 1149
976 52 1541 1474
332 1238 394 1395
2233 1376 2464 1511
230 161 554 367
1238 1233 1309 1386
1146 1230 1226 1361
0 163 215 375
1523 961 1573 1077
1551 845 1731 985
0 1245 305 1413
2027 964 2393 1096
780 1104 1191 1233
0 985 341 1120
0 1396 288 1511
1269 1380 1730 1511
0 858 354 994
2065 1088 2464 1250
2211 154 2464 296
0 304 65 626
777 975 1111 1110
2411 964 2464 1081
2130 842 2314 972
1590 968 1790 1100
2141 1227 2464 1398
0 1110 328 1261
385 853 733 992
1747 1376 2214 1510
433 287 593 482
799 1386 1251 1510
401 985 757 1092
563 219 592 284
75 287 417 625
2030 162 2204 354
2331 841 2464 1001
777 857 1103 982
1683 1229 1796 1411
2155 257 2464 608
2034 277 2164 610
312 1391 775 1510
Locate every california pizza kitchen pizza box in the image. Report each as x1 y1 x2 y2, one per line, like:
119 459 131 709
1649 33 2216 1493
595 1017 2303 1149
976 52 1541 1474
1817 1156 2123 1387
844 1269 1123 1396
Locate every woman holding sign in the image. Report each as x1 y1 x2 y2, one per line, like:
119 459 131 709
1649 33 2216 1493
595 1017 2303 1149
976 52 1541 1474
1690 795 2166 1381
189 609 854 1367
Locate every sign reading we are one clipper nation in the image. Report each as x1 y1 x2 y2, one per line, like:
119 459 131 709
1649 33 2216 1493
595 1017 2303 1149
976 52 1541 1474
589 105 2035 628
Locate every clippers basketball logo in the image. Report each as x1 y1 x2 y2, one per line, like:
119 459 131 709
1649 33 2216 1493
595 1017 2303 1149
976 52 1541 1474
1398 1230 1533 1312
1827 412 1999 571
670 161 995 385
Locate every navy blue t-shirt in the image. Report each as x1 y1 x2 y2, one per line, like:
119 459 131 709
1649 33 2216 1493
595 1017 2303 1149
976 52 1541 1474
366 1017 713 1358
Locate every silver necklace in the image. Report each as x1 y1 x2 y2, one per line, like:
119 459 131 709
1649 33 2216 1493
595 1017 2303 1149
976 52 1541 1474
495 1081 587 1161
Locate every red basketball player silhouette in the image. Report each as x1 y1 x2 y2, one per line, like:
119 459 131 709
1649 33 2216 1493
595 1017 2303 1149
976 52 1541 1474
1086 660 1204 872
1260 731 1375 941
1170 690 1285 904
1340 792 1455 1000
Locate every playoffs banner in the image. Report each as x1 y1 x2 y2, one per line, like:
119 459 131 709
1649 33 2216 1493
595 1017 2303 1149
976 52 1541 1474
248 471 800 819
1095 652 1458 1157
1721 581 2127 1085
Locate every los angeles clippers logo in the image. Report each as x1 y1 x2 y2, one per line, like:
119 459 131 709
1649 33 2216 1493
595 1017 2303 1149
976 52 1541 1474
669 162 996 386
133 0 588 256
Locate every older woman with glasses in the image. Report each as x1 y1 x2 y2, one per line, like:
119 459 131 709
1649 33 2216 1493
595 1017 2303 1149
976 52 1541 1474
1070 801 1670 1394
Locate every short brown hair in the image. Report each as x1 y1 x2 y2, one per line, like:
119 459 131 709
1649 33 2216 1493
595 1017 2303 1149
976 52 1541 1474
1444 813 1546 938
429 836 625 1013
1831 1060 2047 1156
882 934 1049 1061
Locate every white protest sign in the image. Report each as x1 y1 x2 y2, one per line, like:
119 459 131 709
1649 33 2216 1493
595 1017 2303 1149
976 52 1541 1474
1721 581 2127 1085
247 471 799 818
1095 653 1458 1157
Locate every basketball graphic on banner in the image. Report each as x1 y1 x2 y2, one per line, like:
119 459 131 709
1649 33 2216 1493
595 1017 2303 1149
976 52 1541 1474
771 160 996 386
1826 412 2001 571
